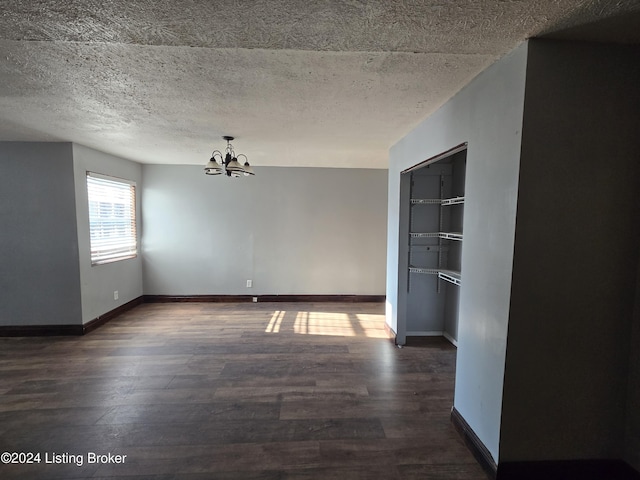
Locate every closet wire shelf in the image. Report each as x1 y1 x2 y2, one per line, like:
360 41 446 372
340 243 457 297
410 232 463 241
411 196 465 206
408 267 462 286
409 194 464 288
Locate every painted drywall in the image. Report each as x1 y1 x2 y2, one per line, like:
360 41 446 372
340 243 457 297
386 43 528 461
0 142 82 326
72 144 143 324
501 40 640 462
142 165 387 295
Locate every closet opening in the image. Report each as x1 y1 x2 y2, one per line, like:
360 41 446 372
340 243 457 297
396 143 467 347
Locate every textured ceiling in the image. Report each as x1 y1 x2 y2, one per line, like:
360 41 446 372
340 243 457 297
1 0 639 168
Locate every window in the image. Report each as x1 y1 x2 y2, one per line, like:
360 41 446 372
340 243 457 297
86 172 137 265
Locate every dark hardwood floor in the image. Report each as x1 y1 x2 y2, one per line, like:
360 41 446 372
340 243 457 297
0 302 488 479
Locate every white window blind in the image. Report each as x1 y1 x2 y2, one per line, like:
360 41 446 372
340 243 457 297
86 172 137 265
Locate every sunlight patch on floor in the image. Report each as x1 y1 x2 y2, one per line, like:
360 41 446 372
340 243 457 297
354 313 389 338
265 310 387 338
294 311 355 337
265 310 285 333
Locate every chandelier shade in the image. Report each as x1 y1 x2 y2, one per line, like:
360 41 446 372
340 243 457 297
204 136 254 178
226 157 244 172
204 157 223 175
242 163 255 176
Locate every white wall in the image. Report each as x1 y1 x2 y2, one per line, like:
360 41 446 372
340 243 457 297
386 44 528 462
142 165 387 295
0 142 82 326
72 144 143 324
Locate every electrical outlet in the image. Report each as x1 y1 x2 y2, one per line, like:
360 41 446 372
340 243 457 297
246 280 252 288
114 290 119 300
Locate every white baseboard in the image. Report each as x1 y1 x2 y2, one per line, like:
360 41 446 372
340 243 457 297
443 331 458 347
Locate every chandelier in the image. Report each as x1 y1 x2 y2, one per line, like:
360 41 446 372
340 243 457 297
204 136 255 177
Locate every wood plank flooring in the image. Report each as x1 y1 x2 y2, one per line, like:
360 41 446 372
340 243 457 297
0 302 488 479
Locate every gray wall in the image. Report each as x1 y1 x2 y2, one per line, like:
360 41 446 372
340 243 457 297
386 44 528 462
72 144 143 324
0 142 82 326
2 143 381 326
0 142 143 326
501 40 640 462
142 165 387 295
627 255 640 471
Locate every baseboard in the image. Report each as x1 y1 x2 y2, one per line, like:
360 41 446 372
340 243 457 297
257 294 385 302
144 295 254 303
0 324 83 337
497 460 640 480
0 296 144 337
383 322 397 343
144 294 386 303
82 296 144 335
451 407 498 479
443 331 458 346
